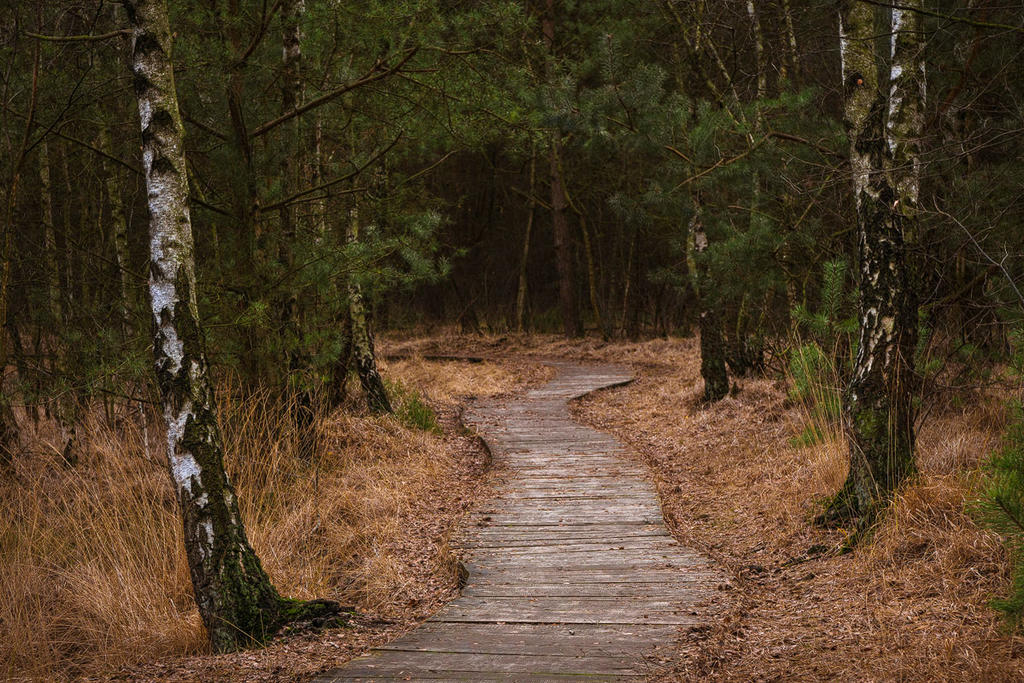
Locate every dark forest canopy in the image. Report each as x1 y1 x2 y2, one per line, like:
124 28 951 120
2 0 1024 660
3 1 1021 377
2 1 1022 369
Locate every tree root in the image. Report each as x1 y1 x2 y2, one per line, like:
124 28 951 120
275 598 354 634
813 482 861 528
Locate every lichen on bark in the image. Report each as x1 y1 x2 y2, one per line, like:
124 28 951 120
821 1 919 528
123 0 344 652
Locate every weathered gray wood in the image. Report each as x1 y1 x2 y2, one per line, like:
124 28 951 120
457 540 680 554
462 582 707 598
314 362 721 682
432 598 702 625
324 651 647 677
326 674 638 681
376 622 679 656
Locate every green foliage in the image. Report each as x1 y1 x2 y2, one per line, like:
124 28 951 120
792 259 857 343
384 378 442 434
978 330 1024 629
787 260 856 446
787 343 842 446
979 400 1024 628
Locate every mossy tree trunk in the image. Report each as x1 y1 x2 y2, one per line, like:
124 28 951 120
824 0 919 525
346 209 392 414
693 211 728 402
122 0 340 652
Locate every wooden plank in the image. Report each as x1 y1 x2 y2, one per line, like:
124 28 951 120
321 672 636 681
471 514 666 525
458 528 670 542
467 570 716 585
488 493 656 504
332 651 646 676
433 605 700 626
318 361 720 682
457 540 680 554
464 548 685 563
462 582 708 598
375 622 679 656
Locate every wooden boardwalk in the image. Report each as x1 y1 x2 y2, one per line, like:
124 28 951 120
316 362 720 681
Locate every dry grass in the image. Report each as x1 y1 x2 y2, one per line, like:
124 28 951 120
0 356 535 682
384 329 1024 679
384 356 554 407
559 335 1024 681
8 328 1018 680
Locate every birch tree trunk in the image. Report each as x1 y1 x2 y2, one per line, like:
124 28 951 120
779 0 799 82
823 1 919 525
122 0 340 651
346 208 392 414
888 2 924 226
693 211 729 402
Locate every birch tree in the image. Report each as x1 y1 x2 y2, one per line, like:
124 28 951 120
346 207 392 414
122 0 341 651
821 1 922 525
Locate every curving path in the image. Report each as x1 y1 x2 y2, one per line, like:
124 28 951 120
316 361 720 681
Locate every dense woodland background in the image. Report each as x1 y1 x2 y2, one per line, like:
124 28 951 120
3 0 1023 399
3 0 1024 679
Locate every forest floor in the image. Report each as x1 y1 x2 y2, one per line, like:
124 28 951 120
7 331 1024 681
1 353 551 682
386 331 1024 681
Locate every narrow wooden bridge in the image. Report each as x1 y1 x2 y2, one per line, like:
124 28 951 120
316 362 720 681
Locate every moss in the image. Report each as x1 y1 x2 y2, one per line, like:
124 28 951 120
853 406 884 441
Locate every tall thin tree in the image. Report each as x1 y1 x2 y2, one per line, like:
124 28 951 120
821 1 920 525
542 0 582 338
121 0 341 651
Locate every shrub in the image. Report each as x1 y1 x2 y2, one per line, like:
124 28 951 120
978 329 1024 629
384 378 443 434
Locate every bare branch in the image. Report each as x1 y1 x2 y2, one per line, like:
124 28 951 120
26 29 131 41
249 48 419 139
856 0 1024 34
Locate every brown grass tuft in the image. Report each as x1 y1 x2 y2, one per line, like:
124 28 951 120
0 357 533 681
509 331 1024 682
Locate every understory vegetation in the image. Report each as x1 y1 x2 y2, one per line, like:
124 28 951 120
2 0 1024 678
555 335 1018 681
0 358 540 680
